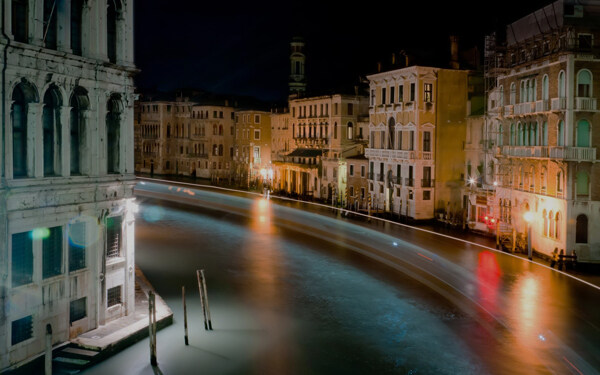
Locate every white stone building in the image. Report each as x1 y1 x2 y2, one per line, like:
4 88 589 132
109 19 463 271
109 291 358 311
0 0 137 370
489 0 600 262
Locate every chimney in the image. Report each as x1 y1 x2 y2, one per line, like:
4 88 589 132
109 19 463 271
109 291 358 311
450 35 460 69
377 62 382 72
391 53 396 65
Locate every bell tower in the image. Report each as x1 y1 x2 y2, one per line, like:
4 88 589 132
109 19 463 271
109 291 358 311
289 37 306 98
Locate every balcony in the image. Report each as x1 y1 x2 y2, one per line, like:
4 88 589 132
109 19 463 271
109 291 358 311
367 172 374 180
395 176 403 185
376 173 384 182
405 178 414 187
535 100 550 112
551 97 567 111
142 134 159 139
549 146 596 161
514 102 535 115
575 97 597 111
500 145 596 162
500 146 549 158
421 179 435 188
365 148 417 160
503 105 514 116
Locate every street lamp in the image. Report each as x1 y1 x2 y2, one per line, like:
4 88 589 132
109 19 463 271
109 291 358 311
523 211 534 261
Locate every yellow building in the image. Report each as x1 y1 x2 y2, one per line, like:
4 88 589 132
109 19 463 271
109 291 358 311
234 110 272 187
366 66 471 220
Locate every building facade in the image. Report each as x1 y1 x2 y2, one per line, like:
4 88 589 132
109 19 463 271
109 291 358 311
366 66 470 220
1 0 137 370
273 94 369 200
489 0 600 261
135 97 236 183
234 110 272 187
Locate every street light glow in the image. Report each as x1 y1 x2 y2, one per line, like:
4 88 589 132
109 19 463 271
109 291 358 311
524 211 534 223
468 177 476 185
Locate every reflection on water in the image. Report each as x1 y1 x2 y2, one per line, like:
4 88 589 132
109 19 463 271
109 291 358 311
476 251 501 317
243 198 294 373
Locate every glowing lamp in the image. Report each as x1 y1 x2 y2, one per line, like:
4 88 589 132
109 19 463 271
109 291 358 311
523 211 534 223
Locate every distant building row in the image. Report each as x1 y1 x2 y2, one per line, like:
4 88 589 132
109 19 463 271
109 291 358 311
134 0 600 264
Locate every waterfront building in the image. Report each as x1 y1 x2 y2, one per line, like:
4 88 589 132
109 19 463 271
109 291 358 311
366 66 472 220
0 0 137 370
487 0 600 261
233 110 272 187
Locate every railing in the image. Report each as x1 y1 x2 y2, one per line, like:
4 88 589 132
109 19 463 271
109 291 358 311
500 146 549 158
515 102 535 115
365 148 417 160
575 97 597 111
503 105 514 116
367 172 374 180
376 173 384 182
422 151 432 160
551 97 567 111
142 134 159 139
421 179 435 188
535 100 550 112
405 178 414 187
549 146 596 161
395 176 403 185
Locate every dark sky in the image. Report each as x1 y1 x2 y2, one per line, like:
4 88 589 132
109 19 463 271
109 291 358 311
134 0 553 102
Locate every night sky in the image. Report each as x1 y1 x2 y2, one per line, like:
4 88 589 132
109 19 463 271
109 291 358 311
134 1 553 103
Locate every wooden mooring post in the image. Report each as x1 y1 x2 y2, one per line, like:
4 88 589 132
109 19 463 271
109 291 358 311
148 291 157 366
182 286 189 345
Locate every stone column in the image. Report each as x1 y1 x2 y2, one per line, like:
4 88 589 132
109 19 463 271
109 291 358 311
60 105 71 177
27 103 42 178
3 0 13 40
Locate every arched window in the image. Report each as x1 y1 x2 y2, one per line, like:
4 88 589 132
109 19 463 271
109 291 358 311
518 166 523 188
499 85 504 107
167 124 171 138
43 0 58 49
543 209 548 236
70 87 89 175
212 144 217 156
576 214 588 243
498 124 503 146
577 70 592 97
107 0 120 63
548 210 555 238
218 144 223 156
219 124 223 135
576 171 589 196
555 212 561 240
348 122 354 140
529 123 536 146
542 75 549 101
334 122 338 139
556 170 563 195
541 167 547 191
558 71 566 98
542 121 548 146
106 94 122 174
510 123 515 145
42 85 62 176
510 83 516 105
577 119 590 147
529 166 535 190
12 0 28 43
517 123 523 145
387 118 394 148
558 120 564 146
12 83 37 178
